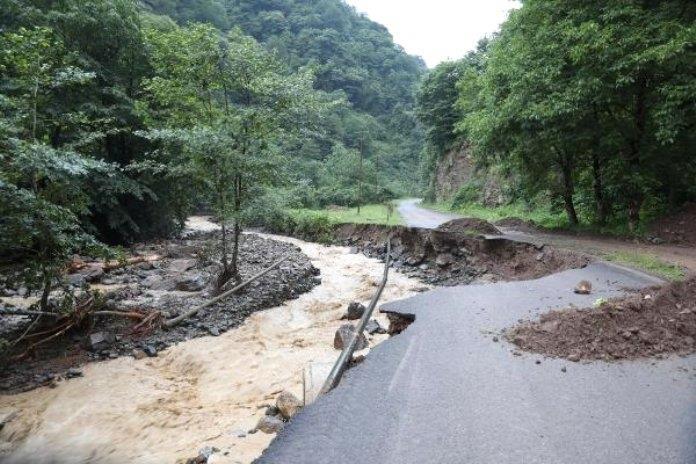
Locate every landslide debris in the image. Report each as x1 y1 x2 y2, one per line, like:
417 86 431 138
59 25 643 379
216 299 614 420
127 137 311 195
436 218 501 236
335 224 590 286
507 276 696 361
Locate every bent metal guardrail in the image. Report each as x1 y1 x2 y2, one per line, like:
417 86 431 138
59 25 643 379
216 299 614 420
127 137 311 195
320 239 392 395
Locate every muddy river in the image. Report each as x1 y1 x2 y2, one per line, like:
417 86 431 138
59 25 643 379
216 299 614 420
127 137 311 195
0 227 427 464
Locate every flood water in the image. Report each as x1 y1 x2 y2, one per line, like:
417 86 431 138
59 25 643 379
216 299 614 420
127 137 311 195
0 220 427 464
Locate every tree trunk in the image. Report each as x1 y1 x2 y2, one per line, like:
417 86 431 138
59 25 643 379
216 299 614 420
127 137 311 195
557 152 579 227
230 174 242 284
39 267 51 312
625 77 648 232
592 152 608 225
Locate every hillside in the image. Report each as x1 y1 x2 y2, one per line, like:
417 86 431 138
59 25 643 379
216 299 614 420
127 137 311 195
143 0 428 198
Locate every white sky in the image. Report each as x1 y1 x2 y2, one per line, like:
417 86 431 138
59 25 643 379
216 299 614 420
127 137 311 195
345 0 520 68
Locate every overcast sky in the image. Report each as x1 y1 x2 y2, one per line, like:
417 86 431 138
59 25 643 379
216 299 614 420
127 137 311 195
344 0 520 68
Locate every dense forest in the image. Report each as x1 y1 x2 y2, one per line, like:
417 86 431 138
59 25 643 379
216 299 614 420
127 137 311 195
0 0 425 303
418 0 695 232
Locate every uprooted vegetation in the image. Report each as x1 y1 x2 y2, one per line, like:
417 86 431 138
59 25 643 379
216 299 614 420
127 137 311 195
507 276 696 362
334 223 591 286
0 232 319 392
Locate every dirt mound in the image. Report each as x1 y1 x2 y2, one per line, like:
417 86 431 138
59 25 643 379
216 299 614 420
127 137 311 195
648 203 696 246
507 276 696 361
494 217 538 233
0 233 319 393
335 224 591 286
436 218 501 236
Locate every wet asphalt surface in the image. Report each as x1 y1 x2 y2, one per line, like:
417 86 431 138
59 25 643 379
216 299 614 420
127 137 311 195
256 201 696 464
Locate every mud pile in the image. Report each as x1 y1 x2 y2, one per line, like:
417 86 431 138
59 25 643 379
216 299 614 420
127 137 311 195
507 276 696 361
436 218 501 235
335 224 591 286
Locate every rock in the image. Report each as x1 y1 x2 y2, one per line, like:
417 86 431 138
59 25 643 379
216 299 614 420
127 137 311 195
561 366 567 373
256 415 284 434
574 280 592 295
535 252 545 262
197 446 218 460
276 391 303 420
567 353 581 362
67 274 87 287
492 336 499 343
77 264 104 283
265 405 280 417
341 302 366 320
175 274 207 292
365 319 387 335
333 324 368 351
208 327 220 336
142 275 170 290
88 332 115 352
435 253 454 267
169 259 197 273
143 345 157 357
132 349 147 360
65 368 82 379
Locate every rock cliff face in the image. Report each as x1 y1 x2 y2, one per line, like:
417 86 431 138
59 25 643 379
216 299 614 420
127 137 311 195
434 144 474 201
433 144 505 205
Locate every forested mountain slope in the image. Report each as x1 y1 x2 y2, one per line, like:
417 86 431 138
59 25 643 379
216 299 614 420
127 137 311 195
143 0 427 199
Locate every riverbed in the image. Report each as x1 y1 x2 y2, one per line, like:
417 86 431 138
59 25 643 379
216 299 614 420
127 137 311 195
0 227 427 464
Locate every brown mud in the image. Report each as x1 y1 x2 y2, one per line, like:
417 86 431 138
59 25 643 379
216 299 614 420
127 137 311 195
507 276 696 361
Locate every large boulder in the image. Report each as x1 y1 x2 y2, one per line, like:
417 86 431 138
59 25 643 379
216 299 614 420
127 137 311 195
333 324 368 351
87 332 115 351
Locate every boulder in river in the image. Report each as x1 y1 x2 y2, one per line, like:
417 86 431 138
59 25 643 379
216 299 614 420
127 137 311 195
341 301 366 320
334 324 368 350
256 415 285 434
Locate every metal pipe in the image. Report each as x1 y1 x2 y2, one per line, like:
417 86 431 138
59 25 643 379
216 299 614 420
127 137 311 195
320 239 391 395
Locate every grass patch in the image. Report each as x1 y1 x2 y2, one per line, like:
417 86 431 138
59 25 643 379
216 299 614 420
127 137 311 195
292 203 403 226
425 201 567 229
605 251 686 281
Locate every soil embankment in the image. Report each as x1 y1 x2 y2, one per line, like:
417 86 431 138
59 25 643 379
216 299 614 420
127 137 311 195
334 223 591 286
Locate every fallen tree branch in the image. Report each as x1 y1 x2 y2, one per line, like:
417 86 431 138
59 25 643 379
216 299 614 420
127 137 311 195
92 310 147 320
0 308 61 318
164 254 290 328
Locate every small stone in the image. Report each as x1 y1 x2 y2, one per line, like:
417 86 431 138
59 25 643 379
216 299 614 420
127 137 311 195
535 359 542 365
574 280 592 295
365 319 387 335
197 446 218 460
276 391 302 420
333 324 368 351
567 353 581 362
492 336 499 343
65 368 83 379
341 302 366 320
175 274 206 292
208 327 220 337
256 415 284 434
265 405 280 416
88 332 115 352
132 349 147 360
143 345 158 357
561 366 567 373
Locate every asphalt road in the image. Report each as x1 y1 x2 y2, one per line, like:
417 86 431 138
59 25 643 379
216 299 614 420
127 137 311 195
256 262 696 464
397 198 461 228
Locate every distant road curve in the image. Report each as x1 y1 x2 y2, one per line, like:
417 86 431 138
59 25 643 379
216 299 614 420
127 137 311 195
397 198 460 229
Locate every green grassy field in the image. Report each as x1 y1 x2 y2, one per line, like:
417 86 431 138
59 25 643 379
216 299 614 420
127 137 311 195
293 203 403 226
604 251 686 281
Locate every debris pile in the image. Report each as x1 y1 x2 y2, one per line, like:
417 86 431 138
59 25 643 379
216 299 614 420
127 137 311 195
507 276 696 361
